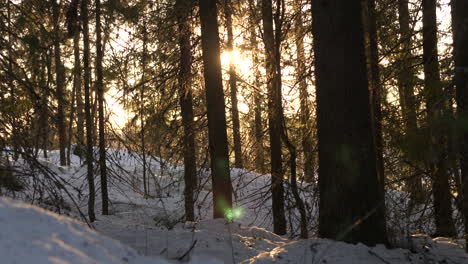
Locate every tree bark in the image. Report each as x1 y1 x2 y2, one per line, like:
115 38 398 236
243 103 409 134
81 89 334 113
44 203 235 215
141 19 148 198
52 0 67 166
248 0 265 174
198 0 233 218
176 0 197 221
6 0 19 160
44 49 54 159
262 0 286 235
293 0 314 183
72 11 85 164
364 0 385 197
96 0 109 215
66 72 77 166
40 53 49 159
224 0 243 169
312 0 387 246
397 0 424 202
81 0 96 222
422 0 456 237
452 0 468 250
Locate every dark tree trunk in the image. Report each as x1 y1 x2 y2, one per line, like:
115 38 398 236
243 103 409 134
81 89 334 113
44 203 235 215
311 0 387 246
176 0 197 221
397 0 424 202
141 20 148 198
452 0 468 250
67 0 81 165
262 0 286 235
44 49 54 159
248 1 265 174
198 0 233 218
422 0 456 237
82 0 95 222
365 0 385 195
253 91 265 174
40 54 49 159
73 16 85 163
95 0 108 215
447 99 463 213
6 0 19 160
66 72 76 166
362 0 387 221
224 0 243 169
52 0 67 166
293 0 314 183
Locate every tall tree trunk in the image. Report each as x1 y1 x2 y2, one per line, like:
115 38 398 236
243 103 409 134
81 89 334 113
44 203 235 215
224 0 243 169
422 0 456 237
96 0 109 215
40 54 49 159
198 0 233 218
82 0 95 222
253 92 265 173
262 0 286 235
397 0 424 202
452 0 468 250
447 99 463 212
44 49 54 159
53 0 67 166
66 1 82 166
293 0 314 183
176 0 197 221
72 12 85 164
141 19 148 197
248 0 265 174
364 0 386 209
66 74 77 166
312 0 387 246
7 0 19 160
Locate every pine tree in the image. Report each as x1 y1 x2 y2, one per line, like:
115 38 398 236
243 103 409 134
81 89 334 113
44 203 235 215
198 0 233 218
248 0 265 174
224 0 243 169
364 0 385 196
262 0 286 235
52 0 67 166
422 0 456 237
312 0 387 246
81 0 96 222
176 0 197 221
452 0 468 251
397 0 424 202
95 0 109 215
293 0 314 183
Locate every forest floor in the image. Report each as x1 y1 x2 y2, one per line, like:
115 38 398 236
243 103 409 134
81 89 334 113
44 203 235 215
1 149 468 263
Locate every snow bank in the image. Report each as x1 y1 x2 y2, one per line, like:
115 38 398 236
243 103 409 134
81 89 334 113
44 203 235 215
247 237 468 263
94 217 468 264
0 197 171 264
4 149 468 263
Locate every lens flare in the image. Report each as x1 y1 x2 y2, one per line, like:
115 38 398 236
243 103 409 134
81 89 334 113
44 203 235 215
224 207 243 222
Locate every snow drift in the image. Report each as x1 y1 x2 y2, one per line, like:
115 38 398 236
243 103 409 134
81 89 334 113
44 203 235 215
0 197 170 264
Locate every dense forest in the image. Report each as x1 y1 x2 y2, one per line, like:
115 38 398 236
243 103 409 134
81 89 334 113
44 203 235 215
1 0 468 262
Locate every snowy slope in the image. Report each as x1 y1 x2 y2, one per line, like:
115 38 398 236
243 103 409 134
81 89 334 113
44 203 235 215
94 216 468 264
3 149 468 263
0 197 171 264
1 195 466 264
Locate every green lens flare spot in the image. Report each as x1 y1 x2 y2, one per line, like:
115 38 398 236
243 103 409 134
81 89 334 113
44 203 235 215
233 207 242 218
224 207 243 222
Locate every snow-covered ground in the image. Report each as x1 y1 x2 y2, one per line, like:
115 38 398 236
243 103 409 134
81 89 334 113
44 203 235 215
1 149 467 263
0 197 169 264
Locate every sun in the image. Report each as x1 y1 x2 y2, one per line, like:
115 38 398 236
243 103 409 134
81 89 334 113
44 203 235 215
106 87 131 128
220 49 252 78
